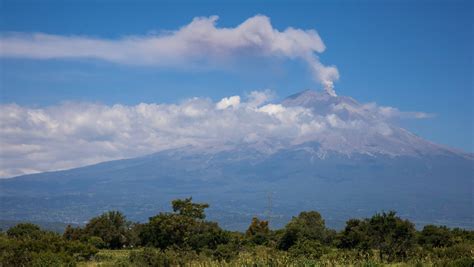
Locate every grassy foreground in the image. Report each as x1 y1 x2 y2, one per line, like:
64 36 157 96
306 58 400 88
78 247 473 267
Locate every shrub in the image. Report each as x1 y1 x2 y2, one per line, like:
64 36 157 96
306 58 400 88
88 236 106 249
288 239 328 260
7 223 43 240
418 225 453 248
30 251 75 267
129 247 172 266
432 242 473 260
212 242 240 261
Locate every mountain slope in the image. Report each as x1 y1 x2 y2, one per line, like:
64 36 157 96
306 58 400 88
1 90 472 230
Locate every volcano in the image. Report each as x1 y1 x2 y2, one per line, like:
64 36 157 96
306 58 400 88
1 90 472 230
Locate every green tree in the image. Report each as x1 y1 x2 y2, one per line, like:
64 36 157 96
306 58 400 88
140 198 228 251
63 224 84 241
418 225 453 248
366 211 416 262
338 218 371 252
141 213 196 249
84 211 128 249
125 222 144 248
172 197 209 219
337 212 416 262
187 221 230 250
7 223 43 240
278 211 329 250
245 217 270 245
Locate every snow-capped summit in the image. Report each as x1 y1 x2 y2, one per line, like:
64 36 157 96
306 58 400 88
279 89 460 158
282 89 362 119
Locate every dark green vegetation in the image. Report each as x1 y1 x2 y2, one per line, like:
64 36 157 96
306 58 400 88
1 198 473 266
0 223 97 266
0 220 77 233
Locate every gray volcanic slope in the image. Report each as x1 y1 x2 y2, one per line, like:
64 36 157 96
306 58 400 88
1 90 472 230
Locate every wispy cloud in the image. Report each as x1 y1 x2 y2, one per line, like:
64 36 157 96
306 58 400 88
0 15 339 94
331 102 435 120
0 90 433 178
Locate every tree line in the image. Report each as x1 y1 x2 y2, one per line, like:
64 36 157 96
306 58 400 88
1 197 473 266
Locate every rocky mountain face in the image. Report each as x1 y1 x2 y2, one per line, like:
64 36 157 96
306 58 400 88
1 90 472 230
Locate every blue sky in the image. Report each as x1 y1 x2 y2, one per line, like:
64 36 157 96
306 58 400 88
0 0 472 153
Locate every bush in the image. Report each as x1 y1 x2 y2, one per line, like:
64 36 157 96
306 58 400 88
129 247 201 266
0 234 31 267
88 236 106 249
432 242 473 260
444 257 474 267
212 242 241 261
64 239 98 260
30 251 75 267
288 239 328 260
7 223 43 240
418 225 453 248
0 224 97 266
129 247 172 266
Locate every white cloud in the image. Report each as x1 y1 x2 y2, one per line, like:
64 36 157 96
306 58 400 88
258 104 285 115
216 96 240 110
331 102 434 120
0 15 339 93
246 89 274 107
0 90 434 178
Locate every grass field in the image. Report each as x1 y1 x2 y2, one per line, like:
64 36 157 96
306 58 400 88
77 248 472 267
78 250 132 267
